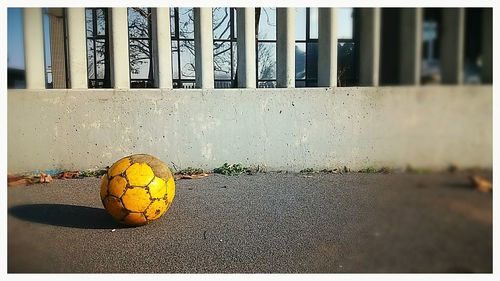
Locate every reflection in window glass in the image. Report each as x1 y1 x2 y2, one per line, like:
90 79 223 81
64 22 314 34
171 7 196 88
309 8 318 39
258 42 276 80
171 41 179 79
295 43 306 80
258 8 276 40
179 40 195 79
179 8 194 39
213 7 237 88
306 42 318 86
337 8 353 39
256 7 277 88
295 8 306 40
128 7 154 88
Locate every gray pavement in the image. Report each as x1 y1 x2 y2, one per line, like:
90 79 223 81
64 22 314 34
8 171 492 273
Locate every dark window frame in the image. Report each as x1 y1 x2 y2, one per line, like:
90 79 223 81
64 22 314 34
85 8 111 88
256 7 277 88
170 7 196 89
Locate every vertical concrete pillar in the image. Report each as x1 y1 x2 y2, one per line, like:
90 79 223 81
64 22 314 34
237 8 256 88
23 8 45 89
194 8 214 89
67 8 88 89
358 8 381 86
317 8 337 87
399 8 422 85
440 8 465 84
111 8 130 89
157 8 173 89
481 8 492 84
276 8 295 88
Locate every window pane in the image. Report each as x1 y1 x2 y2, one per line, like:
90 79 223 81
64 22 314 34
257 42 276 79
214 41 232 79
179 40 195 78
337 8 353 39
129 39 152 79
258 8 276 40
213 7 231 40
171 41 179 79
96 9 106 35
85 9 93 37
95 39 106 79
87 39 95 79
295 8 306 40
309 8 318 39
179 8 194 39
306 42 318 80
337 42 355 86
128 8 150 38
170 8 176 37
295 43 306 79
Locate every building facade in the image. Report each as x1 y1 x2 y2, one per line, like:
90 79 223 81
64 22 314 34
7 7 493 173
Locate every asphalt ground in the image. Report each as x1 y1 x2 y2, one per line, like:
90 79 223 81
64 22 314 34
7 171 492 273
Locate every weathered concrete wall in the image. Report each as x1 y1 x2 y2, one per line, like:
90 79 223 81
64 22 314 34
8 86 492 173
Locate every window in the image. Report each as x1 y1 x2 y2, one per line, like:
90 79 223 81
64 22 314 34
256 8 277 88
295 8 318 87
170 8 196 88
85 8 111 88
128 8 155 88
213 7 238 88
295 8 355 87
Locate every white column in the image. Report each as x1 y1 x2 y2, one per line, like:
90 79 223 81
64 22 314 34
317 8 337 87
399 8 422 85
358 8 381 86
440 8 465 84
481 8 492 84
23 8 45 89
111 8 130 89
67 8 88 89
237 8 256 88
194 8 214 89
276 8 295 88
157 8 173 89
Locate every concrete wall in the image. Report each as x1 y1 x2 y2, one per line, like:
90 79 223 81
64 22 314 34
8 86 492 173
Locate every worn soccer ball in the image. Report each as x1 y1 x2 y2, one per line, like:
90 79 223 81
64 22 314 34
100 154 175 226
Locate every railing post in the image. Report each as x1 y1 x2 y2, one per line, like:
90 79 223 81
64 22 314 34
194 8 214 89
358 8 381 86
157 8 173 89
111 8 130 89
317 8 338 87
399 8 423 85
67 8 88 89
440 8 465 84
276 8 295 88
237 8 256 88
23 8 45 89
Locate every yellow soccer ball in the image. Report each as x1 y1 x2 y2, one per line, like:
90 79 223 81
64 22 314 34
100 154 175 226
